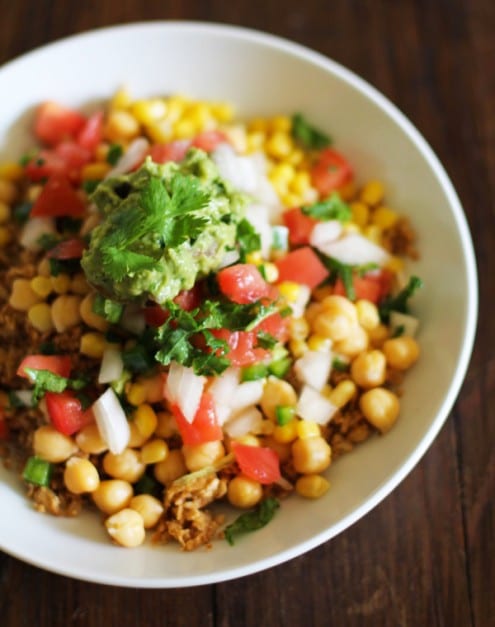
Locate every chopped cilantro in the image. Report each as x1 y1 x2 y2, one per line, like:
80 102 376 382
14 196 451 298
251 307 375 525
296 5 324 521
332 357 349 372
256 331 278 349
92 294 123 324
379 276 423 323
82 179 101 195
236 218 261 261
122 344 156 375
106 143 124 165
323 257 355 300
301 192 351 222
224 497 280 545
23 368 88 403
391 324 405 338
49 257 81 277
291 113 331 150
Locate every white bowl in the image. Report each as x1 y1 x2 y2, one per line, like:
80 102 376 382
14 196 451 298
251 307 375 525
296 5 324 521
0 21 477 587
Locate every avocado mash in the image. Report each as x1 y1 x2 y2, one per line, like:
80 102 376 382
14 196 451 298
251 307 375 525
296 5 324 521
81 149 246 303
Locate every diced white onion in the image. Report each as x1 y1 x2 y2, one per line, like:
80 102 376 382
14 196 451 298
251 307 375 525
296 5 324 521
389 311 420 337
105 137 150 177
92 388 130 454
294 350 332 391
288 284 311 319
98 347 124 384
309 220 343 248
245 202 273 258
229 379 265 413
218 249 240 269
209 367 240 426
296 385 339 425
314 233 390 266
20 217 56 251
224 407 264 438
165 361 205 423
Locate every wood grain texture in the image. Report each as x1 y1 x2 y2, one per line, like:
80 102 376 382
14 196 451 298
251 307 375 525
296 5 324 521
0 1 493 625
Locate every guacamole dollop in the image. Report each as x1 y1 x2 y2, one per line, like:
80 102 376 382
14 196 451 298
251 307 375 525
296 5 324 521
81 149 246 304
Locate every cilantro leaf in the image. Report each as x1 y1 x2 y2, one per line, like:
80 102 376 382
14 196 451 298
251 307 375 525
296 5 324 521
301 193 351 222
24 368 88 403
101 247 158 282
379 276 423 323
92 294 124 323
224 498 280 545
237 218 261 261
256 331 278 349
291 113 331 150
106 144 124 166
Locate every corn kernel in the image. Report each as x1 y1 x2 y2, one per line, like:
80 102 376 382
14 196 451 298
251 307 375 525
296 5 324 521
281 192 301 208
173 119 196 140
0 162 24 181
30 275 52 298
80 332 107 358
372 206 398 229
9 278 41 311
28 303 53 333
296 420 321 439
262 262 279 283
385 255 404 273
106 110 140 141
246 131 266 153
278 281 301 303
356 300 380 330
146 119 174 144
248 117 268 133
289 317 310 341
289 339 308 358
350 201 369 228
360 180 385 206
0 201 11 223
140 439 169 465
259 420 275 435
364 224 382 244
296 474 330 499
131 99 167 125
188 102 212 131
111 86 132 110
211 101 234 123
273 421 298 444
133 404 158 439
127 382 148 407
0 180 17 204
265 132 293 159
270 115 292 133
81 162 111 181
50 273 71 294
270 163 295 186
0 226 11 246
327 380 357 408
307 334 332 352
290 171 311 196
245 251 263 266
287 149 304 166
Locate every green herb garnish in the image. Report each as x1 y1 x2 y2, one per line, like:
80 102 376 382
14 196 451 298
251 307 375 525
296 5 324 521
291 113 331 150
379 276 423 323
237 218 261 261
301 193 351 222
106 144 124 166
82 180 101 195
92 294 124 324
275 405 295 425
23 368 88 403
241 363 269 382
224 497 280 545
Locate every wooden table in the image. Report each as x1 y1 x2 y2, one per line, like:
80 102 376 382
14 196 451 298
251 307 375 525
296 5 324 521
0 2 492 625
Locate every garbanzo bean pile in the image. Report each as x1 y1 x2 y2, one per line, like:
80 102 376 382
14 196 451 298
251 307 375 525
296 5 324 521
0 89 421 550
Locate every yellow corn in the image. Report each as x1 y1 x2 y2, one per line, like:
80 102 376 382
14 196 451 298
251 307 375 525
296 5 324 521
246 131 266 153
360 180 385 206
111 86 132 110
350 201 369 228
245 251 263 266
338 181 356 202
265 132 293 159
105 110 140 141
30 275 53 298
281 192 301 208
80 332 107 358
81 162 111 181
262 262 279 283
140 439 169 465
127 382 148 407
187 102 212 131
289 339 308 358
248 117 268 133
296 420 321 439
50 274 71 295
327 380 357 408
131 99 167 125
146 119 174 144
356 300 380 330
27 303 54 332
385 255 404 273
133 404 158 439
0 180 17 204
0 201 11 224
273 421 298 444
287 149 304 167
0 162 24 181
372 206 398 229
270 115 292 133
290 171 311 196
289 317 310 341
269 163 295 187
173 118 196 140
296 474 330 499
363 224 382 244
9 278 41 311
211 101 234 123
307 334 332 352
0 226 11 246
278 281 301 303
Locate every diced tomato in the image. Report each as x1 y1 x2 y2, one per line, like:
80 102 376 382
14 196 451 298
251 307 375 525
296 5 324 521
45 391 93 436
191 130 228 152
310 148 353 196
30 174 86 218
333 269 393 304
54 141 92 170
148 140 191 164
47 238 86 259
34 101 87 146
210 329 269 367
171 392 223 445
275 247 329 289
144 305 169 327
24 150 69 182
253 312 290 344
231 443 281 484
17 355 72 379
173 285 202 311
217 264 270 304
77 111 104 151
283 207 318 246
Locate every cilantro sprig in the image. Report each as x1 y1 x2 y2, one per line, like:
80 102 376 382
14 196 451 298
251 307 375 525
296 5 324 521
224 497 280 545
301 193 351 222
379 276 423 322
291 113 332 150
23 368 88 403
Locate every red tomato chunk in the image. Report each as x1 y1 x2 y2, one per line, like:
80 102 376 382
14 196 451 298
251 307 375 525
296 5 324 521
30 174 86 218
232 443 281 484
45 391 93 436
17 355 72 379
275 247 329 289
172 393 223 445
217 264 271 304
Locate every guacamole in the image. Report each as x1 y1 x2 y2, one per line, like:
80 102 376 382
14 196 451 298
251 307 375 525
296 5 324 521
81 149 246 304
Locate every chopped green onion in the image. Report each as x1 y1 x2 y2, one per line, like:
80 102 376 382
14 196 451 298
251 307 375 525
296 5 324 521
23 456 53 487
332 357 349 372
275 405 296 425
268 357 292 378
241 363 268 382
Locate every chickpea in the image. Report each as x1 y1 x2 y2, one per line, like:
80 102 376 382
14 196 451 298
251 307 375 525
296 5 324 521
368 323 389 348
359 387 400 433
105 508 145 548
356 299 380 331
263 437 291 463
332 324 369 358
92 479 133 515
260 377 298 421
154 449 188 485
291 436 332 474
51 295 82 333
383 336 420 370
227 475 263 509
129 494 164 528
33 426 78 463
127 422 149 448
295 474 330 499
64 457 100 494
103 448 146 483
9 278 42 311
75 423 108 454
182 441 225 472
312 295 358 342
140 439 169 465
351 350 387 388
154 411 178 439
